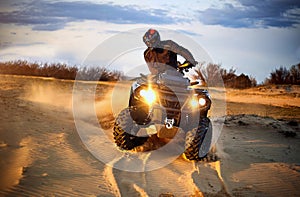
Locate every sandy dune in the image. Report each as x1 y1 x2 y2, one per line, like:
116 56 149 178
0 74 299 196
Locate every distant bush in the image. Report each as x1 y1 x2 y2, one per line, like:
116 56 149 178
76 66 123 81
193 63 255 88
264 63 300 85
0 60 123 81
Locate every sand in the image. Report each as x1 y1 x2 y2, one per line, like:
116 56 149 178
0 74 299 196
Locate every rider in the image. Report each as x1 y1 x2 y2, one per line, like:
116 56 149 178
143 28 198 75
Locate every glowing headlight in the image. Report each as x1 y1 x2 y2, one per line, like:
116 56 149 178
190 97 207 108
140 88 156 104
199 98 206 106
190 98 199 108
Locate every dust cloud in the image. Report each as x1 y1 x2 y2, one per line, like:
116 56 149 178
24 79 73 110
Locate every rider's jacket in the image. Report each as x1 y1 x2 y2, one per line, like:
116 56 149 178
144 40 197 74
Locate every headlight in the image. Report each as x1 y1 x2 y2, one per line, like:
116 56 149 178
190 96 207 108
198 98 206 106
140 88 156 105
190 97 199 108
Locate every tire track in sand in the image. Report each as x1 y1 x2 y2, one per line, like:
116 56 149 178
103 144 227 196
231 163 300 196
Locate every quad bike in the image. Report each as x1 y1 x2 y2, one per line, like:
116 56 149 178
113 62 212 161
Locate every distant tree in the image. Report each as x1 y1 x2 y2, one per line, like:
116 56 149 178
288 63 300 84
220 67 236 82
269 66 290 84
191 63 256 88
249 75 257 87
265 63 300 85
234 74 252 89
190 62 207 86
201 63 224 87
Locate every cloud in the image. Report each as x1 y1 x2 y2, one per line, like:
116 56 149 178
176 29 202 37
0 1 179 31
0 41 13 49
198 0 300 28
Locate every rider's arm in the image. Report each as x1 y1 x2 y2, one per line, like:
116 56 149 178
166 40 197 66
144 48 159 75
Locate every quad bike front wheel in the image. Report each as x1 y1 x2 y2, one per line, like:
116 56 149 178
113 107 149 150
184 117 212 161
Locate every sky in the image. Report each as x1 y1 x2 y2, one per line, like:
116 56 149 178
0 0 300 83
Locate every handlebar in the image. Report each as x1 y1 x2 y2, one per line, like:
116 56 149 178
177 61 196 73
139 61 198 79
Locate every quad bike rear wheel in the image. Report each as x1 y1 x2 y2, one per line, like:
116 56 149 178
184 117 212 161
113 107 149 150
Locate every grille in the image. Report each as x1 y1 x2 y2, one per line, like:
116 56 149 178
157 86 188 124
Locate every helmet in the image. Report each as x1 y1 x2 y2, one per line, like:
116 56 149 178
143 28 160 48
